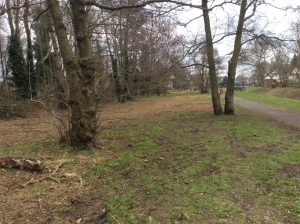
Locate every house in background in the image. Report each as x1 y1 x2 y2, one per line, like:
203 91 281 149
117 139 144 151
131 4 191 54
264 75 279 87
264 72 299 87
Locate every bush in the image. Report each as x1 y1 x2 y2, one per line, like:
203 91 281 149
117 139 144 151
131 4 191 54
0 100 26 120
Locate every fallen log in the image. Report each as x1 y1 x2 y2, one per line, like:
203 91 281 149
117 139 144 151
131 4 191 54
0 157 43 171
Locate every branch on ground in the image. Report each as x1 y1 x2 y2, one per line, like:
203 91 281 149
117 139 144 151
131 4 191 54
0 157 43 171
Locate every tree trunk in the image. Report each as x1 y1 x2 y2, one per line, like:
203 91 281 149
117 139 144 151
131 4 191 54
48 13 68 109
202 0 223 115
105 30 123 102
6 0 14 35
15 0 20 37
70 0 97 149
24 0 36 98
123 49 132 101
199 66 206 93
224 0 247 115
47 0 96 149
112 57 123 102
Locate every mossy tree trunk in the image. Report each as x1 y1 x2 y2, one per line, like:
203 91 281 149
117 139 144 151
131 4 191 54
70 0 97 149
47 0 96 149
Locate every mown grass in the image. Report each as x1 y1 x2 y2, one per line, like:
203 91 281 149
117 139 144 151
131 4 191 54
2 91 300 223
235 87 300 111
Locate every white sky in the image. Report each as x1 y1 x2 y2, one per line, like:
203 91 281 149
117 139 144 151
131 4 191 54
175 0 300 75
176 0 299 50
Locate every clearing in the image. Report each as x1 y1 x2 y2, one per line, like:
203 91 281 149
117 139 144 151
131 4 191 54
1 91 300 224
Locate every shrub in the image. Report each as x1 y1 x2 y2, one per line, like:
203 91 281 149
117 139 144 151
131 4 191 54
0 100 26 120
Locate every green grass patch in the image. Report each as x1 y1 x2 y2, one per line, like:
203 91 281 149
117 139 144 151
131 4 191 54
2 92 300 223
235 87 300 111
93 105 300 223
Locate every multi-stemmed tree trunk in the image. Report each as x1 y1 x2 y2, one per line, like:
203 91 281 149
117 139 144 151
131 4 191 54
202 0 223 115
47 0 96 149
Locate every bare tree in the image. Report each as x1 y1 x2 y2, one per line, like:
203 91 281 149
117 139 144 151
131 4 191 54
2 0 294 148
24 0 36 98
224 0 253 114
241 38 274 86
45 0 181 148
290 18 300 85
271 46 291 87
191 45 223 94
0 19 9 97
201 0 223 115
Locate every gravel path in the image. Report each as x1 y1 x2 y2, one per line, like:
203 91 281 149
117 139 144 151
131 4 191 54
234 97 300 127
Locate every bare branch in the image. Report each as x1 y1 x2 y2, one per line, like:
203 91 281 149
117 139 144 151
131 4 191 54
181 63 209 69
33 6 49 22
84 0 203 10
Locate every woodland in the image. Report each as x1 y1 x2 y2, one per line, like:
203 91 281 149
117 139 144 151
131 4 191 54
2 1 300 223
0 0 300 149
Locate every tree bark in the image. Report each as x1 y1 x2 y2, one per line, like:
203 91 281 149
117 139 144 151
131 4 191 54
105 30 123 102
224 0 248 115
202 0 223 115
15 0 21 37
24 0 36 98
6 0 14 35
48 13 68 109
47 0 96 149
70 0 97 149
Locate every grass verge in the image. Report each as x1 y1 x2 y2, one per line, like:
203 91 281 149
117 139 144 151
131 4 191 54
235 87 300 111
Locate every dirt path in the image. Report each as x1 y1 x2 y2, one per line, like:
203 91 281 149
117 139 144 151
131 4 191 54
235 97 300 127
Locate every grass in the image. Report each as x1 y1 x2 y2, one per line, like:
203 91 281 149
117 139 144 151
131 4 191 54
235 87 300 111
1 91 300 223
92 99 300 223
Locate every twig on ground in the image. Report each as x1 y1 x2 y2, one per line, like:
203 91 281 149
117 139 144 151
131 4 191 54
48 159 73 183
78 176 83 188
21 159 73 186
51 159 70 175
109 212 120 224
48 176 60 183
21 177 39 187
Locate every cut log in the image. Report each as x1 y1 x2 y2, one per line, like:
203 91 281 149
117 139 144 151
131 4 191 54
0 157 43 171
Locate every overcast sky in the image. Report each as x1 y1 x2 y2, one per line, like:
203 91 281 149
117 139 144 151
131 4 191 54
175 0 300 76
176 0 300 52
